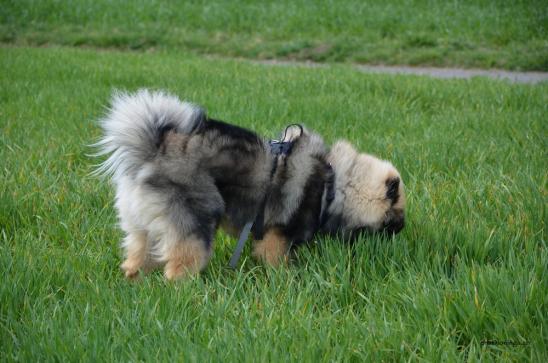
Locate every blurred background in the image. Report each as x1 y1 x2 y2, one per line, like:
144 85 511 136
2 0 546 70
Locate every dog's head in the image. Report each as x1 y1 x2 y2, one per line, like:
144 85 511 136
322 140 406 239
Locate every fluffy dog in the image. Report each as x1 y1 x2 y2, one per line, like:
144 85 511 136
95 90 405 280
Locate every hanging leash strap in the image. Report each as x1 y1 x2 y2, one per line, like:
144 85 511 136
228 221 254 269
228 124 303 269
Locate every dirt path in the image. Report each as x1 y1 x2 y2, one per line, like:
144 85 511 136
253 59 548 84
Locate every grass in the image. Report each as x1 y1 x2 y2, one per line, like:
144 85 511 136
1 45 547 361
1 0 547 71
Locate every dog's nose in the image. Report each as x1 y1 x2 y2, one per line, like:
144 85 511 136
383 210 405 235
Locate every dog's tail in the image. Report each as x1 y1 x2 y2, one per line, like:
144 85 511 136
93 89 204 178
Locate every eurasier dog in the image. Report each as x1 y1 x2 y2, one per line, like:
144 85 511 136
95 90 405 280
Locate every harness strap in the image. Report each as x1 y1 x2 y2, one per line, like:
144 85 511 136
251 142 282 240
228 124 303 269
319 163 335 228
228 221 254 269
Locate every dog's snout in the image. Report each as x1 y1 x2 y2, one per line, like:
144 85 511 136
383 209 405 235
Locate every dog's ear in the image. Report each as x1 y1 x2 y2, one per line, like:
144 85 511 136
328 140 358 173
331 140 357 155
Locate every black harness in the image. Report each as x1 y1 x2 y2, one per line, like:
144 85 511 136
319 164 336 228
228 125 335 268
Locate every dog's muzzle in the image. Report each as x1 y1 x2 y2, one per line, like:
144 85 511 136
382 209 405 235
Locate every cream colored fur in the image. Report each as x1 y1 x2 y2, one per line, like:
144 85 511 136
327 140 406 230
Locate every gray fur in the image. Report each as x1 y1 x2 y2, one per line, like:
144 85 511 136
95 89 406 279
264 127 327 226
93 89 204 179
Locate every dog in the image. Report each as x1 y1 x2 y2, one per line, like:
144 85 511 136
94 89 405 280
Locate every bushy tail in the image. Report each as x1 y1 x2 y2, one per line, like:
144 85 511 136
93 89 204 178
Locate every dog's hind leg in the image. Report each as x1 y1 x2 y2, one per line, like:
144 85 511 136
121 230 149 279
163 236 212 280
155 198 220 280
149 177 223 280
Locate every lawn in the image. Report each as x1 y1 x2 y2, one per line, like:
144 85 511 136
0 46 546 361
1 0 547 71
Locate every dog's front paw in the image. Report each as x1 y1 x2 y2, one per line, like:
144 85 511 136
252 229 288 267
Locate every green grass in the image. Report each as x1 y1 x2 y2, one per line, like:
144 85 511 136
1 0 547 70
1 45 547 361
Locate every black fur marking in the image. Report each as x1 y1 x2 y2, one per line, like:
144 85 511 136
282 163 329 246
217 143 255 156
383 218 404 235
185 117 271 231
386 177 400 205
319 212 345 237
382 209 405 235
190 108 207 133
156 123 175 150
319 163 336 228
204 118 262 145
